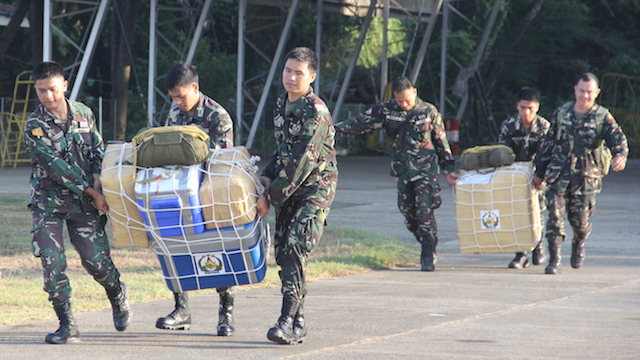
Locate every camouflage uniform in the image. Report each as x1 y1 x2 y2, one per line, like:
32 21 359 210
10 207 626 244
23 100 121 305
262 88 338 300
534 102 628 262
163 92 234 305
335 97 455 250
166 91 233 149
499 114 550 163
499 114 550 265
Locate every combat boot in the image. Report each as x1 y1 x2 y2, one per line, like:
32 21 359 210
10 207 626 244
45 301 80 344
267 294 300 345
420 241 437 272
571 239 586 269
217 291 234 336
508 252 530 269
532 240 547 265
292 300 307 343
106 281 131 331
545 239 562 275
156 292 191 330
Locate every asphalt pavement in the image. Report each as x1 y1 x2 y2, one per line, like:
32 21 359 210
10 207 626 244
0 156 639 360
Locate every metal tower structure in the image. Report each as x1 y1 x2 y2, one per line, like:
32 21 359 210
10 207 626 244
43 0 111 101
41 0 504 148
439 0 504 142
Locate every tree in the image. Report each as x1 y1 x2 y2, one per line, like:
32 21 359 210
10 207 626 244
111 0 138 140
0 0 30 60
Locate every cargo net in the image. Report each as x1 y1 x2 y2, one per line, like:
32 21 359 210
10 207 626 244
101 144 270 292
454 162 542 254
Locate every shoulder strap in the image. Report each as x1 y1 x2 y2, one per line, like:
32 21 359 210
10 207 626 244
594 105 608 140
555 102 573 141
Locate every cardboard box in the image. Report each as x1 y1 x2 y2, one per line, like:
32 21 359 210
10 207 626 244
135 164 205 238
101 142 149 248
200 147 258 229
153 219 268 292
455 162 542 253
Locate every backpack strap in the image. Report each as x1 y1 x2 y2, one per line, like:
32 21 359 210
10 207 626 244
555 102 573 142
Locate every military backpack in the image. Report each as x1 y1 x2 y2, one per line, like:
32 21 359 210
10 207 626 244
132 124 210 168
459 144 515 171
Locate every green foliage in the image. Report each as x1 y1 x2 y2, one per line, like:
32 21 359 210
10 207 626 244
344 17 407 70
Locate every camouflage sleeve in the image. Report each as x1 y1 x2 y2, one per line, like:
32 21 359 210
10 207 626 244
603 111 629 159
208 106 234 149
431 111 455 174
533 110 559 178
89 113 105 175
498 118 512 147
268 111 333 206
261 151 279 181
165 107 177 126
334 103 386 135
23 118 91 196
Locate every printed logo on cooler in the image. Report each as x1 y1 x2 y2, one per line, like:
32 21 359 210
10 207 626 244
196 253 225 275
481 210 500 229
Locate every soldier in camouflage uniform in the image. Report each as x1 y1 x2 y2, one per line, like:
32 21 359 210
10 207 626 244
258 47 338 345
23 61 131 344
498 87 550 269
154 62 237 337
534 73 628 274
335 77 458 272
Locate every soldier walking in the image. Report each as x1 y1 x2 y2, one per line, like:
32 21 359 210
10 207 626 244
533 73 628 274
257 47 338 344
23 61 131 344
498 87 550 269
335 77 458 271
154 63 237 336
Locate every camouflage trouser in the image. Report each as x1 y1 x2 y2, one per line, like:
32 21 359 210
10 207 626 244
397 175 441 245
545 188 596 245
30 207 121 305
274 199 329 301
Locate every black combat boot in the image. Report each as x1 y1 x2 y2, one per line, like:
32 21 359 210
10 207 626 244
106 281 131 331
545 239 562 275
571 238 586 269
420 241 437 272
217 291 235 336
267 294 300 345
45 301 80 344
508 252 530 269
532 239 547 265
292 300 306 343
156 292 191 330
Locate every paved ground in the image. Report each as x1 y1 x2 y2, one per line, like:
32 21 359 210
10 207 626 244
1 156 639 360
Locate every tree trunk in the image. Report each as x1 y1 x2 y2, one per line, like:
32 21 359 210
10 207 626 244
0 0 31 60
29 0 43 65
111 0 138 140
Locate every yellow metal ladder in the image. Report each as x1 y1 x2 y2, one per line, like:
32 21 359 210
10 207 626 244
1 71 34 168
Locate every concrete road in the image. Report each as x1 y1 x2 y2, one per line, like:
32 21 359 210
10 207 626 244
0 157 638 360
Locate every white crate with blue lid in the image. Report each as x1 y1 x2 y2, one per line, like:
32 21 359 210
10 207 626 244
134 164 206 238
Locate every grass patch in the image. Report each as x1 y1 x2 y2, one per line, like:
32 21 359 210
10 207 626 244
0 193 417 325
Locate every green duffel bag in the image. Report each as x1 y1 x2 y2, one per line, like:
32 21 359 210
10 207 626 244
132 125 210 167
459 144 515 171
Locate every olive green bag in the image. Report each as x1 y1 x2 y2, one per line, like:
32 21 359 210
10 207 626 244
132 125 210 167
459 144 515 171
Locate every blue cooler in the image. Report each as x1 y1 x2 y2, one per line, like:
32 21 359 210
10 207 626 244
152 219 269 292
135 165 205 238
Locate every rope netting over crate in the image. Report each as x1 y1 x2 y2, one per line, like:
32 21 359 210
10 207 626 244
101 143 270 292
454 162 542 254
